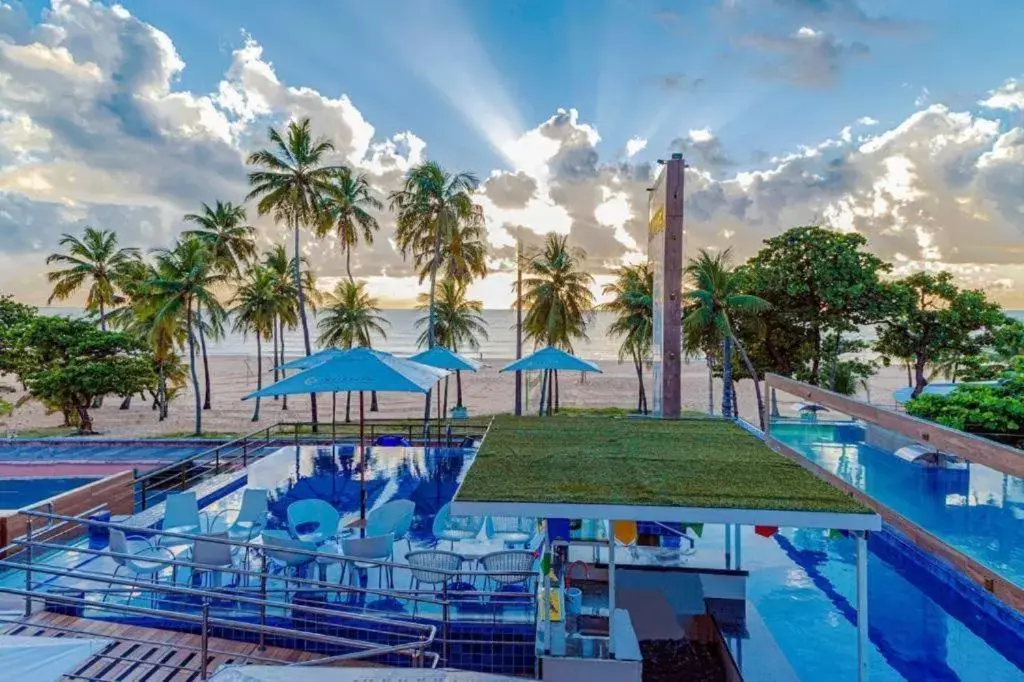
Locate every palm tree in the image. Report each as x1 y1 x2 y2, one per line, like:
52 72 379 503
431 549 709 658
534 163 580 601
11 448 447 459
415 279 489 411
683 248 770 427
147 237 226 435
603 262 653 414
317 169 383 282
231 265 277 421
317 280 389 421
46 226 140 330
517 233 595 415
247 117 344 426
183 201 257 275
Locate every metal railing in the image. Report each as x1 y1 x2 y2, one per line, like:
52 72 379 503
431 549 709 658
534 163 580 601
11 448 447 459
0 505 537 678
134 418 492 511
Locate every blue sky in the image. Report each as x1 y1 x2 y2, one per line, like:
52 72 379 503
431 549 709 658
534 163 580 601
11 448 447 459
1 0 1023 306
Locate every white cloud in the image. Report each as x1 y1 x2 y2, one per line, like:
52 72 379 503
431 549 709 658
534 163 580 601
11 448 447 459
857 116 879 126
625 136 647 158
980 78 1024 112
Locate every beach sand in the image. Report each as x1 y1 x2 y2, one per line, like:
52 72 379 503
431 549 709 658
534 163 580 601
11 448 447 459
0 355 913 438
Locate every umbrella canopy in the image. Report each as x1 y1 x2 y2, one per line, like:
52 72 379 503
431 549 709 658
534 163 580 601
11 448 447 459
274 347 348 372
409 346 481 372
500 346 602 373
246 347 448 399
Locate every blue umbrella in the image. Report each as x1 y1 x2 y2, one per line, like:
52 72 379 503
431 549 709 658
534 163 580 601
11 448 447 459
274 347 354 371
244 347 449 519
409 346 481 372
500 347 600 416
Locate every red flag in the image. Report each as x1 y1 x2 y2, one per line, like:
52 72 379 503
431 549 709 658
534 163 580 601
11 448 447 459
754 525 778 538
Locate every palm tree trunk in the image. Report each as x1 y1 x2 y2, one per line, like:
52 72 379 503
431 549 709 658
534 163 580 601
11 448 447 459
730 328 766 430
538 370 548 416
732 384 739 419
279 318 288 411
554 370 560 413
187 303 202 436
345 243 354 283
98 301 107 332
293 216 317 427
158 361 167 421
370 391 379 412
345 392 352 423
272 315 280 399
633 355 644 413
721 336 734 418
197 300 212 410
443 376 449 417
706 353 715 416
456 370 464 407
252 334 262 421
547 370 555 416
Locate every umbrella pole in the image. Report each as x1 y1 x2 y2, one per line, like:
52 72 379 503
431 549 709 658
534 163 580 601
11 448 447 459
359 390 366 526
331 392 336 449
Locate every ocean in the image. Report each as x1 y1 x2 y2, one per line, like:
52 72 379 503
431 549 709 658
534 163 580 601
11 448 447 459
37 307 1024 362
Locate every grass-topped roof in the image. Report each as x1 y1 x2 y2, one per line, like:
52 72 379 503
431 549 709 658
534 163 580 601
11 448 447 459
454 414 874 525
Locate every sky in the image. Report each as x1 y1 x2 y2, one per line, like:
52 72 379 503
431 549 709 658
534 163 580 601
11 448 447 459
1 0 1023 308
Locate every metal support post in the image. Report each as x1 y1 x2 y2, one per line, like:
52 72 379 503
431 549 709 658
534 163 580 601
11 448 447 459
725 524 732 569
200 598 210 679
23 518 33 617
735 524 742 570
608 526 617 658
856 530 869 682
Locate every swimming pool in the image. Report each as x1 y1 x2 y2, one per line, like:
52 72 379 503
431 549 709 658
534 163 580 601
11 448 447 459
0 476 99 510
772 421 1024 589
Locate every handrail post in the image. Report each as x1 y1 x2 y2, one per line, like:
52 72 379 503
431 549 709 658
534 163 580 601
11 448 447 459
242 439 248 467
214 447 220 474
23 517 33 617
180 462 188 492
265 426 270 447
258 571 268 650
442 580 450 667
294 423 298 445
140 479 147 511
200 597 210 679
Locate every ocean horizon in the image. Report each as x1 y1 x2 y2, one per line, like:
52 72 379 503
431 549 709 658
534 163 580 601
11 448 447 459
38 306 1024 362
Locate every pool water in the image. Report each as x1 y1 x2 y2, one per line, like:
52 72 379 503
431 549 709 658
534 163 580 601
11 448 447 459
772 421 1024 589
0 442 213 463
0 476 99 510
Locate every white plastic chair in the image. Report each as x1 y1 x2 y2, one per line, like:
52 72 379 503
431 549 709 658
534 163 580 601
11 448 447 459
209 488 269 541
341 533 394 589
286 499 341 544
187 531 236 589
367 500 415 551
260 530 317 601
432 503 484 550
159 492 201 546
106 529 174 606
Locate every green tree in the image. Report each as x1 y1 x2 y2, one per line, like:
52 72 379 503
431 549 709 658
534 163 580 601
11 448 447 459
46 226 141 331
12 316 155 434
516 233 595 415
415 278 489 410
390 161 482 350
317 280 389 421
183 201 257 275
0 296 37 379
147 238 226 435
684 248 770 426
231 265 277 421
743 226 890 387
247 117 343 426
602 262 653 414
317 169 383 282
875 271 1004 398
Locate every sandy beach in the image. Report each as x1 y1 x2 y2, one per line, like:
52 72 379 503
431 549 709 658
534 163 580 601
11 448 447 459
0 354 914 438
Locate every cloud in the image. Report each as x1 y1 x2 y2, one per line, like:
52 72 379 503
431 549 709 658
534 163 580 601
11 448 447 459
766 0 910 31
650 73 705 92
980 78 1024 112
625 137 647 158
670 128 734 169
857 116 879 126
744 26 869 88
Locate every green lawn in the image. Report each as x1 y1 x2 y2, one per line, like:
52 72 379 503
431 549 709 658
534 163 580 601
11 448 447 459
456 414 870 514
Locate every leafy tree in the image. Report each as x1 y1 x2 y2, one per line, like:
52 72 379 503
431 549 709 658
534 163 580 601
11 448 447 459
317 169 383 282
262 245 298 408
602 262 653 414
684 249 770 426
247 117 344 426
317 280 389 421
516 233 595 415
875 271 1003 398
147 238 226 435
0 296 37 380
743 226 890 387
11 316 155 433
231 266 277 421
45 227 141 331
799 334 875 396
415 278 489 410
183 201 257 275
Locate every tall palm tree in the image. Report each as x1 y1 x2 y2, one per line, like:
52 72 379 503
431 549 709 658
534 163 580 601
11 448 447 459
46 226 140 330
317 280 389 422
390 161 482 349
415 279 489 410
231 265 277 421
317 169 383 282
247 117 344 426
517 233 595 415
683 248 770 427
603 262 653 414
147 237 226 435
182 201 257 275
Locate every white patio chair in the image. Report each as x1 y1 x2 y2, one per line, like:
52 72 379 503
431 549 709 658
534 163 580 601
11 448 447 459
367 500 415 551
432 503 484 550
159 492 201 546
105 529 174 606
341 533 394 589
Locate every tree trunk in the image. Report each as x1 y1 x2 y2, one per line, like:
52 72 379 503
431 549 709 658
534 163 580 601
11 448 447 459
912 356 929 398
721 336 734 418
443 376 449 417
828 332 842 392
346 243 354 282
905 361 912 388
252 334 262 422
370 391 379 412
345 392 352 423
187 303 202 436
198 300 212 410
634 355 644 413
119 395 131 410
554 370 560 413
98 301 107 332
76 404 94 435
731 328 766 430
279 318 288 411
293 216 317 427
272 315 280 400
427 219 442 349
810 323 822 386
706 353 714 416
771 388 780 417
456 370 463 407
547 369 555 416
732 384 739 419
158 361 168 421
538 370 548 416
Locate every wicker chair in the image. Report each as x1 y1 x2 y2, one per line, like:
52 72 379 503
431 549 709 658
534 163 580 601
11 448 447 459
406 550 464 614
485 516 537 546
478 550 535 592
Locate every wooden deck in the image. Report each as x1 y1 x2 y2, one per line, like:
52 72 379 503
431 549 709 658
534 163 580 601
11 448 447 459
1 612 366 681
